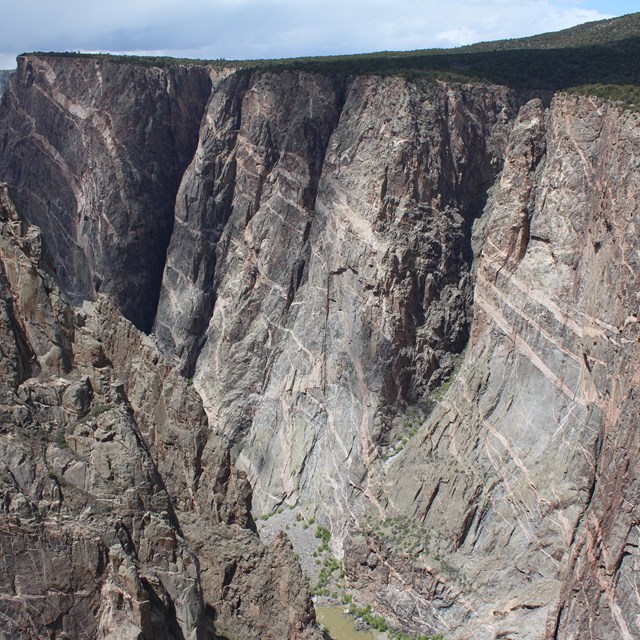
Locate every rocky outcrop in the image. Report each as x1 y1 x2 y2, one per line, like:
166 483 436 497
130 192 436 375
0 184 320 639
1 50 640 640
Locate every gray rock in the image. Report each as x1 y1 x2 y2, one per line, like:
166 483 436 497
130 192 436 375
0 70 12 99
1 50 640 640
0 70 12 101
351 95 640 639
0 56 213 332
177 76 516 525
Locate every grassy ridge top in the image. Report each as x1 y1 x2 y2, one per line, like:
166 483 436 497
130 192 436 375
25 12 640 107
458 10 640 51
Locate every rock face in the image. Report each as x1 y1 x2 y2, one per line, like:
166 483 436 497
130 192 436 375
347 95 640 640
0 184 320 639
158 74 517 524
1 52 640 640
0 56 214 331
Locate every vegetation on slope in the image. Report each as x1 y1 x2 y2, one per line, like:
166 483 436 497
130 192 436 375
27 12 640 107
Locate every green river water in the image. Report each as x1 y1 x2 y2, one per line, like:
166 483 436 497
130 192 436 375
315 606 378 640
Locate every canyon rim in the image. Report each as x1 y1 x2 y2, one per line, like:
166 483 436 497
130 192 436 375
1 12 640 640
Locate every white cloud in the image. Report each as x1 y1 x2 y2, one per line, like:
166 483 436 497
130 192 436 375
0 0 617 68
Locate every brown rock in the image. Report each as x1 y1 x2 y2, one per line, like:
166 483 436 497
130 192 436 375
0 184 321 640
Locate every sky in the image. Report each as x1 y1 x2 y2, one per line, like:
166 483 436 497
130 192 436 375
0 0 638 69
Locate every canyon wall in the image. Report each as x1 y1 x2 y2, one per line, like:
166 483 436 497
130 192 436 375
0 56 213 331
0 183 320 639
162 73 519 527
346 95 640 640
0 70 12 99
1 54 639 639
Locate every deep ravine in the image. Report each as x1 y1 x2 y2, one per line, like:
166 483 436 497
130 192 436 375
1 50 639 640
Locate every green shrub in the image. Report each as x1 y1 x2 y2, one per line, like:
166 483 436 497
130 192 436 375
315 525 331 544
54 431 68 449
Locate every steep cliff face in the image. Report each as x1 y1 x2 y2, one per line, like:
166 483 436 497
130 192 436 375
0 56 213 331
347 95 640 639
159 73 517 521
0 184 320 640
0 51 639 640
0 70 12 99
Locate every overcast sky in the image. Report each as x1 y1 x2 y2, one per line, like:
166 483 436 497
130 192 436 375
1 0 638 69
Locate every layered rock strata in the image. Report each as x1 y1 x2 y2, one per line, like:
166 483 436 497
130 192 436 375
348 95 640 640
0 57 520 519
159 74 518 524
0 56 214 331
